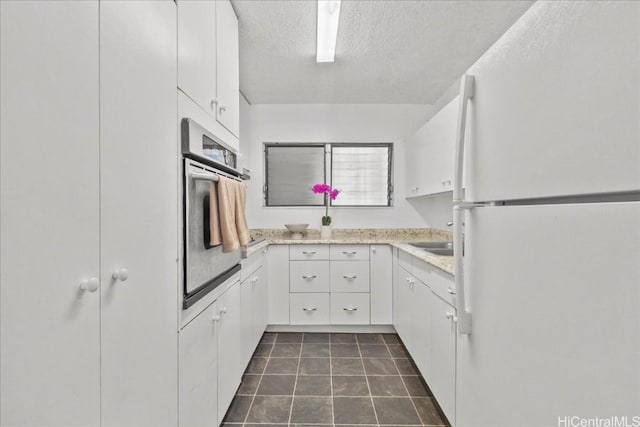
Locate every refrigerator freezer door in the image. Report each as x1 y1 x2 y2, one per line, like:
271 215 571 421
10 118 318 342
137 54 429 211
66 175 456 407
464 1 640 202
456 202 640 426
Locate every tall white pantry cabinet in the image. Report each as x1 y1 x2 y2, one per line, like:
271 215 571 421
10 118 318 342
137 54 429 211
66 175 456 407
1 1 179 426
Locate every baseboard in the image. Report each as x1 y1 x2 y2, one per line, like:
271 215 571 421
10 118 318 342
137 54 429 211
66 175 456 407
266 324 396 333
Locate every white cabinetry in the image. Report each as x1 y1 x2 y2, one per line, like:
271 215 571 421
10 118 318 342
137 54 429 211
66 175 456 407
177 0 239 149
1 2 178 426
217 281 243 425
430 293 456 426
284 244 391 326
405 97 459 198
99 3 178 424
215 0 240 137
395 251 457 426
370 245 393 324
267 245 290 325
1 2 100 425
179 301 219 427
177 0 216 117
241 248 268 368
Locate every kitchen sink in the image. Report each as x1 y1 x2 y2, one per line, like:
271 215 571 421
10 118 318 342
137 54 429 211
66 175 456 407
408 241 453 250
407 241 454 257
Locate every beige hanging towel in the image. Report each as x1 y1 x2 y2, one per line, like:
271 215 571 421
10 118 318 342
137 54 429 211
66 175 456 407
234 180 250 246
217 175 240 253
209 182 222 247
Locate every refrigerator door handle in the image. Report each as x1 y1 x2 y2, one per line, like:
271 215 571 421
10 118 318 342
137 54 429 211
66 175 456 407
454 205 472 334
453 74 474 203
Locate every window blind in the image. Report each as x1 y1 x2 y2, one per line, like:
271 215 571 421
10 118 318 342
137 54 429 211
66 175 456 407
265 145 326 206
331 145 391 206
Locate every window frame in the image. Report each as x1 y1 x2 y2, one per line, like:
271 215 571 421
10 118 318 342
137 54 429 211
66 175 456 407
263 142 394 208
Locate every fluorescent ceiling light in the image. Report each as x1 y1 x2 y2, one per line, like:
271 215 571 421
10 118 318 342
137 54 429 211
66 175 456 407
316 0 341 63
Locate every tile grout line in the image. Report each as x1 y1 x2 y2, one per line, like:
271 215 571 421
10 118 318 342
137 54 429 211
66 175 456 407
329 334 335 426
242 333 277 424
356 334 381 426
287 334 304 425
385 337 426 426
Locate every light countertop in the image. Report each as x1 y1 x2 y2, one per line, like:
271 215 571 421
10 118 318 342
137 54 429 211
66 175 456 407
244 228 455 275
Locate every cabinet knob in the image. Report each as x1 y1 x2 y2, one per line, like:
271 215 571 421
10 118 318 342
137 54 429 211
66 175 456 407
210 99 217 109
371 246 377 253
251 276 258 283
447 287 456 295
79 277 99 293
302 275 317 280
302 307 317 312
112 268 128 282
446 312 458 322
302 251 316 256
220 307 228 314
343 275 357 280
219 105 226 114
342 307 358 312
212 314 221 322
342 251 357 255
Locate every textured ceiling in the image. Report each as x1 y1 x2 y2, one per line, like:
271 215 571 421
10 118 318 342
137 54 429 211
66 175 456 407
232 0 534 104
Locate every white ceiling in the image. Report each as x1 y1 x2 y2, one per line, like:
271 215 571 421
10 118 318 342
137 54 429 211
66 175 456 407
232 0 534 105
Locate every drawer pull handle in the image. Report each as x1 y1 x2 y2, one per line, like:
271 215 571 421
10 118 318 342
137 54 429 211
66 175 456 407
302 307 317 312
342 251 357 255
302 275 317 280
447 287 456 295
302 251 316 255
343 307 358 312
343 275 357 280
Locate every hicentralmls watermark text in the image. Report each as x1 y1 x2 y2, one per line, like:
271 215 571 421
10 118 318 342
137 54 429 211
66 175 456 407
558 416 640 427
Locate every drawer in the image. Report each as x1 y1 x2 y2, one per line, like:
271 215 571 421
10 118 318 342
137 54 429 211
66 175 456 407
290 245 329 260
412 256 430 287
330 293 370 325
241 248 266 281
290 293 330 325
398 249 413 274
290 261 330 293
330 245 369 261
428 266 456 307
330 261 370 293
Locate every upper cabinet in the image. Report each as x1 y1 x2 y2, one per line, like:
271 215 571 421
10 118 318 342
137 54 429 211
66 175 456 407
215 0 240 138
178 0 240 149
177 0 217 116
405 96 459 198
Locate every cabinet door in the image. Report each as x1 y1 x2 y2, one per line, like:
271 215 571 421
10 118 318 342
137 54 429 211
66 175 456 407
411 281 432 381
267 246 290 324
430 293 456 425
396 267 414 352
179 301 219 427
99 2 178 425
370 245 392 324
177 0 216 116
253 264 268 345
217 281 243 424
215 0 240 137
0 2 100 425
240 277 254 369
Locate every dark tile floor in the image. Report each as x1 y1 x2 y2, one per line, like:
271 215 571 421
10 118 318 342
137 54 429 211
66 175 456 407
223 332 450 426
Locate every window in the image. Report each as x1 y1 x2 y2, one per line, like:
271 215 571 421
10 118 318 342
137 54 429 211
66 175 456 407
264 143 393 207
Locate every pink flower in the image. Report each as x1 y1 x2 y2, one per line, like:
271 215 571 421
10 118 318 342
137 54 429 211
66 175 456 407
312 183 331 194
329 188 340 200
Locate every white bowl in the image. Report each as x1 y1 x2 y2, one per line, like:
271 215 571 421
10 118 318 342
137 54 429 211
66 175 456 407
285 223 309 233
284 224 309 239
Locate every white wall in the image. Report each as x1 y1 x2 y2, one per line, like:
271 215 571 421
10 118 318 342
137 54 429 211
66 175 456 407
241 103 455 229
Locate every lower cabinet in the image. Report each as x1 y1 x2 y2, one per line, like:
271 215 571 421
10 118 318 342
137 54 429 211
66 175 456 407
395 252 456 426
430 292 457 426
290 293 330 324
330 293 370 324
240 264 268 368
217 281 243 425
179 301 219 427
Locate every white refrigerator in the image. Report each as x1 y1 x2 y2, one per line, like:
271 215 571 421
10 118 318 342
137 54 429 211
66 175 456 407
452 2 640 426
